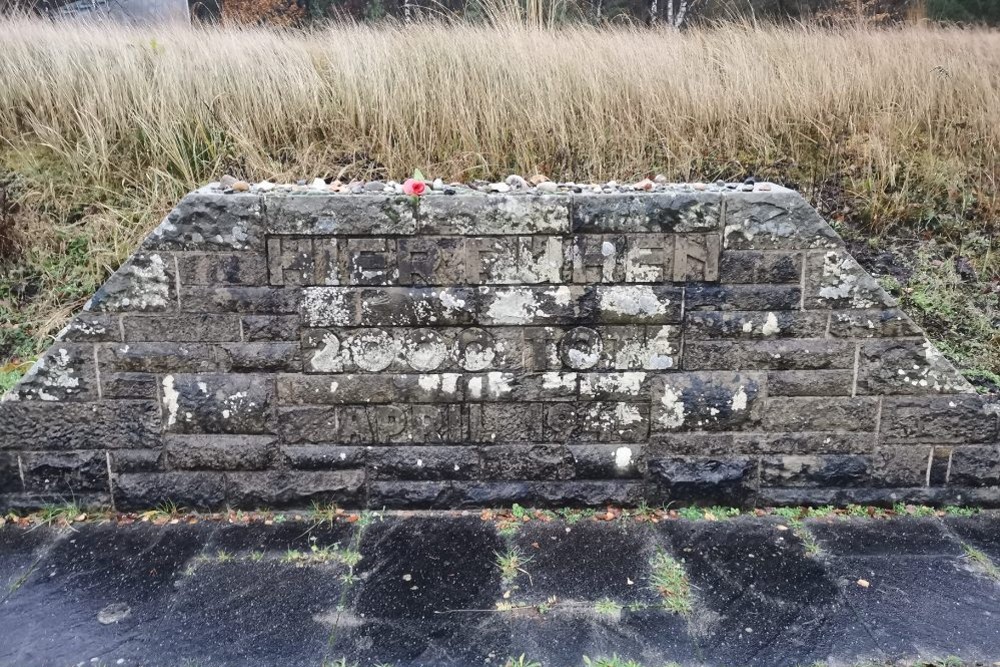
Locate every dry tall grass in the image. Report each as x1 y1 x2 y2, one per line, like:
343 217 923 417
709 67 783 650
1 19 998 201
0 17 998 383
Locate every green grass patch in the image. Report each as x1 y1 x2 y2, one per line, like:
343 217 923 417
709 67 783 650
648 548 692 616
593 598 623 616
962 544 1000 582
943 505 979 517
496 546 533 587
504 657 542 667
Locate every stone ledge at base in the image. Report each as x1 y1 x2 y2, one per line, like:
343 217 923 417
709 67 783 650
2 182 998 510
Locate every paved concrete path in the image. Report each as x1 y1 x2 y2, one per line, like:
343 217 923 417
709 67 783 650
2 513 999 667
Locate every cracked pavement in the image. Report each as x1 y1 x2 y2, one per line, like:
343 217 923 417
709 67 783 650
2 513 999 667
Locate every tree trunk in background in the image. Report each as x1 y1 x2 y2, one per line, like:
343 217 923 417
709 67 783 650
665 0 691 27
674 0 689 26
650 0 658 22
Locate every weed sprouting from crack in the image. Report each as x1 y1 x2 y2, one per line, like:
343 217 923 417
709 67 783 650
536 595 558 614
893 502 937 518
676 506 703 521
496 546 533 587
797 527 822 557
510 503 530 521
279 543 362 569
593 597 623 617
498 521 521 538
943 506 979 517
35 502 83 528
155 500 182 519
356 509 382 528
309 501 340 527
649 548 692 616
583 654 650 667
789 521 822 557
806 505 837 519
6 557 39 596
963 544 1000 583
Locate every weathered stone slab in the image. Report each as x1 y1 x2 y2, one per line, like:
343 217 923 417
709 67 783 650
760 455 870 488
719 249 802 284
683 339 854 371
763 397 879 432
175 251 268 286
0 400 160 451
420 194 569 234
578 372 653 401
723 191 840 250
585 285 683 324
479 286 581 325
523 325 678 371
684 284 801 312
242 315 300 342
467 235 567 284
766 369 855 396
5 343 97 402
468 401 652 444
218 342 301 373
397 235 467 285
113 471 227 509
280 444 365 470
164 434 277 470
87 252 175 312
180 286 299 314
871 445 934 487
266 194 417 236
880 395 997 444
803 249 896 310
569 444 645 478
647 456 756 504
148 190 264 251
277 373 464 405
97 342 227 373
277 405 463 445
950 446 1000 485
650 372 765 432
122 314 242 342
828 308 921 338
480 443 575 480
857 339 972 395
368 446 480 480
58 313 121 342
571 192 721 233
15 450 109 494
649 432 877 456
101 372 160 400
109 449 163 473
684 310 828 340
161 373 274 435
226 470 365 507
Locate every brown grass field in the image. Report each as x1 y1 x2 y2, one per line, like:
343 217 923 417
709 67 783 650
0 17 997 390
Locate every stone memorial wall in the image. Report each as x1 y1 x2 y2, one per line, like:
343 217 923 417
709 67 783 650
2 182 998 510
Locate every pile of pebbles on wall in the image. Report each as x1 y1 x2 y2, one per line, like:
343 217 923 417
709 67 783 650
216 174 774 196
